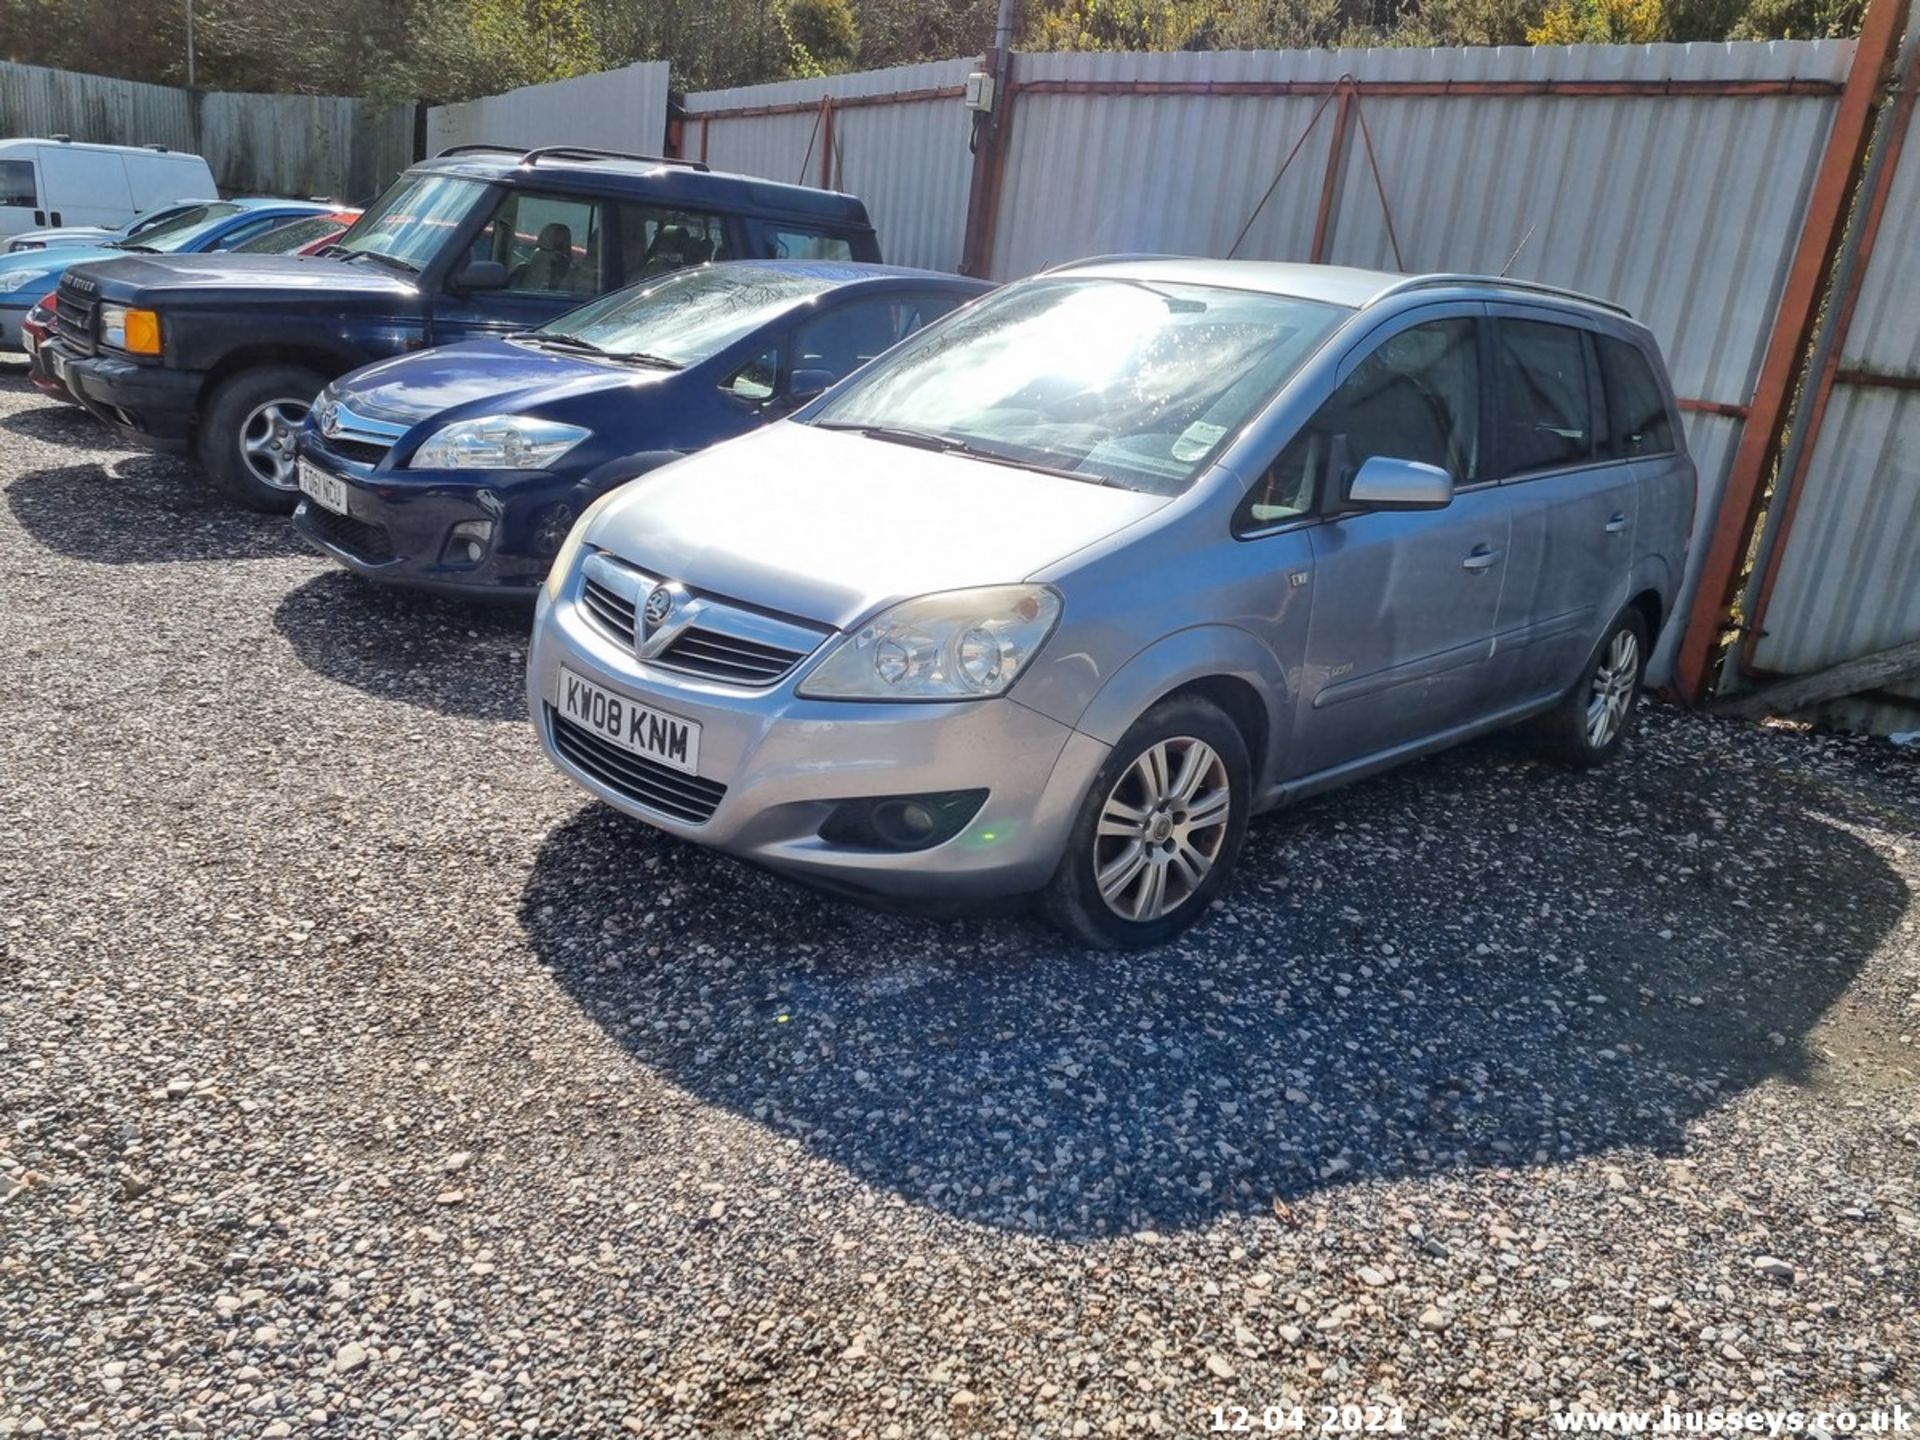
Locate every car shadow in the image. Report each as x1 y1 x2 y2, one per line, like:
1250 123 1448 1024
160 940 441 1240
0 395 103 449
518 709 1911 1240
5 455 314 563
273 570 534 723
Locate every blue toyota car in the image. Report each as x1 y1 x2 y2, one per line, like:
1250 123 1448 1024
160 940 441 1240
292 260 990 597
0 198 332 351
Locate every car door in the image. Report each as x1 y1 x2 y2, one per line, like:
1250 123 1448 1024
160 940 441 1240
40 149 134 230
1281 308 1512 779
1483 309 1638 698
430 189 613 344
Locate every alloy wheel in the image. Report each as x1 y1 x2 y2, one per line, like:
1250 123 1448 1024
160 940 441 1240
1092 736 1232 922
1585 628 1640 749
239 398 311 491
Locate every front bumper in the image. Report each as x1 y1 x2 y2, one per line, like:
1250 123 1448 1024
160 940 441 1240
0 303 30 352
58 348 200 449
525 571 1111 900
291 442 582 598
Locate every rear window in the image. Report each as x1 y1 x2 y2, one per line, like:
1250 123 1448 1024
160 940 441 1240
765 228 854 262
232 214 343 255
1494 318 1595 475
0 160 35 208
1598 335 1676 458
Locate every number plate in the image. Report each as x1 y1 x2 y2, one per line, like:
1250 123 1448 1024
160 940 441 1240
298 458 350 515
22 330 37 358
556 666 701 775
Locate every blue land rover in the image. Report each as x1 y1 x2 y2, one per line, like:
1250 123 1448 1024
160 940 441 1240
48 145 882 510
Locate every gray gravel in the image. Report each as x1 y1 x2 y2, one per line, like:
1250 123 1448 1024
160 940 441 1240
2 364 1916 1437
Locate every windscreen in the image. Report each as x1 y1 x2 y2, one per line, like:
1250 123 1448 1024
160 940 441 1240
335 172 487 272
805 276 1348 494
109 202 243 252
534 265 837 367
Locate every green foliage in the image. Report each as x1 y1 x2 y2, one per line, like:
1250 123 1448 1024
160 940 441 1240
0 0 1872 102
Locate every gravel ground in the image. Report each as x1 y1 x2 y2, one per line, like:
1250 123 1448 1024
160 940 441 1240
1 364 1916 1438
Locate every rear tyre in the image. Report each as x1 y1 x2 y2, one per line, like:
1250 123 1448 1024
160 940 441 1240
1532 607 1648 768
1041 695 1252 950
197 364 326 513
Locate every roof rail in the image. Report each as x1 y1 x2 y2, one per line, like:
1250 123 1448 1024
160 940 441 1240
434 143 709 173
1370 273 1631 317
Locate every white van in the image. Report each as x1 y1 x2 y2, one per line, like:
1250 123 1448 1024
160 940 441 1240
0 138 219 243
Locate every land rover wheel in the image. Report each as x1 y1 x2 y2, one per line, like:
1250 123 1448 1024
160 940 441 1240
197 364 326 513
1042 694 1252 950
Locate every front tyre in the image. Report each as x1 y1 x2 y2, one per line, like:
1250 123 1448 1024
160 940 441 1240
1533 606 1648 767
1041 695 1252 950
196 364 326 513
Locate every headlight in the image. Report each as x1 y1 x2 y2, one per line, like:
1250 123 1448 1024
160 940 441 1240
100 304 162 355
410 415 589 470
544 487 622 602
799 586 1062 701
0 267 54 295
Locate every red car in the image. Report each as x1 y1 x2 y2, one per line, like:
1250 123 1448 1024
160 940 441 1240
20 291 72 403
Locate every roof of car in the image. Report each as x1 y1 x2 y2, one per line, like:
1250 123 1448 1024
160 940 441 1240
225 197 333 213
414 147 874 226
709 259 989 288
1049 256 1630 319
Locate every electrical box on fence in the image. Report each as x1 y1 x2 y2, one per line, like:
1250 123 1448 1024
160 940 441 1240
964 71 996 113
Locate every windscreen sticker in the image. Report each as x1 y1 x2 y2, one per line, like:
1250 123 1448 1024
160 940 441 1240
1172 421 1227 463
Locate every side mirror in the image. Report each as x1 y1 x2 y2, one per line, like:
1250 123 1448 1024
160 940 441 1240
450 259 508 293
784 367 837 407
1344 455 1454 512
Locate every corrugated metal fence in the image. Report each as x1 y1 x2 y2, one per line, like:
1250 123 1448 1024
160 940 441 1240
1740 20 1920 731
0 60 415 201
685 60 978 275
424 63 672 157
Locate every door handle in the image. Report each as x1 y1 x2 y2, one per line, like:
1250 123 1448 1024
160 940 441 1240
1462 546 1501 573
49 211 61 227
1603 513 1629 533
32 210 44 226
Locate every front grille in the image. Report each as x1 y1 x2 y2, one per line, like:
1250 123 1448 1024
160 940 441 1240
303 503 396 563
548 708 727 824
326 437 390 467
582 574 636 641
654 627 810 686
56 278 97 356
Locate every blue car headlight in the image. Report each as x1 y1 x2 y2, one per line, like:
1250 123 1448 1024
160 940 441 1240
409 415 590 471
0 266 56 298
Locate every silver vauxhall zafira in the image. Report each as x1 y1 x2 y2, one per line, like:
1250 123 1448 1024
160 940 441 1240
527 259 1696 947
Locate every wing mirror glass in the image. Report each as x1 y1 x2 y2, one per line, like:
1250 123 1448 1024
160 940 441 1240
1344 455 1454 512
785 367 836 407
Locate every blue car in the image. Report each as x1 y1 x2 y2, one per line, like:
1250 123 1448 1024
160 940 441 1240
0 198 332 350
292 260 991 598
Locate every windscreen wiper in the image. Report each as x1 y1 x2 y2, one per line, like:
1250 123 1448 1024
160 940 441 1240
527 331 608 354
813 421 1115 486
604 350 682 369
343 249 417 274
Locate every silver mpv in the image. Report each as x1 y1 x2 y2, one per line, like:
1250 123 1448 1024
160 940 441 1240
527 260 1695 947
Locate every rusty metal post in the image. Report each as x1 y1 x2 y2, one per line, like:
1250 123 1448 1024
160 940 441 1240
1733 29 1920 678
1672 0 1910 701
818 96 835 189
1310 83 1354 263
961 50 1018 277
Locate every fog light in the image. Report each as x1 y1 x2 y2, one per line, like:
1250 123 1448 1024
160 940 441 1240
818 790 988 852
440 518 494 567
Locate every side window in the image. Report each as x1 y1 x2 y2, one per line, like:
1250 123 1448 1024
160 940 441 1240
617 205 729 283
1235 317 1481 534
1597 335 1675 458
0 160 36 208
764 227 855 261
472 191 606 297
1494 318 1594 475
793 296 927 382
